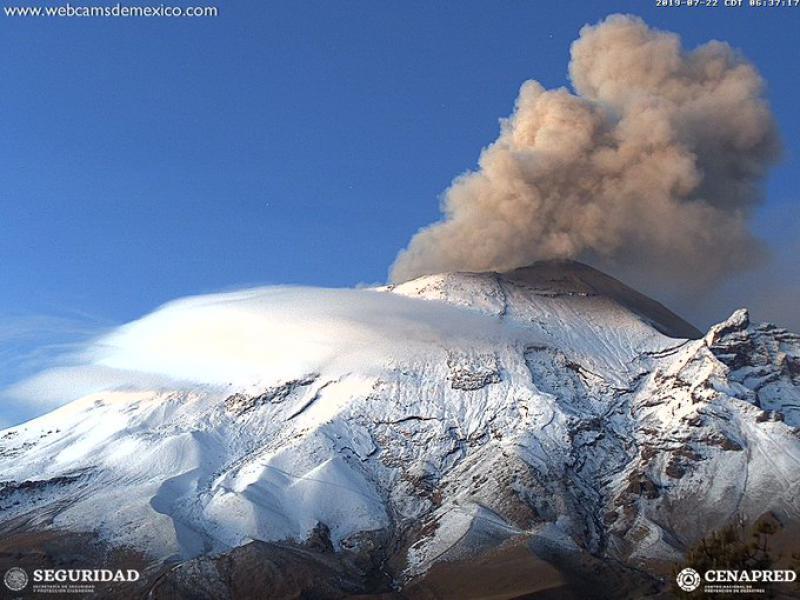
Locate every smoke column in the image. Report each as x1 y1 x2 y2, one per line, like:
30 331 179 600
391 14 780 291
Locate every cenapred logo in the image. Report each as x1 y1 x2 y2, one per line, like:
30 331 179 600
676 567 797 593
3 567 29 592
676 567 702 592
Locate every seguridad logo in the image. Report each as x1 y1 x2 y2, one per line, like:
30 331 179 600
3 567 29 592
32 569 141 583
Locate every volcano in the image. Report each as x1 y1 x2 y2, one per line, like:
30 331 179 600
1 260 799 599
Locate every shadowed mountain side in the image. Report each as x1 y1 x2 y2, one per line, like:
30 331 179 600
500 260 702 339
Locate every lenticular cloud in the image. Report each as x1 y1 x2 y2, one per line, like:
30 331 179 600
6 286 518 410
391 14 780 291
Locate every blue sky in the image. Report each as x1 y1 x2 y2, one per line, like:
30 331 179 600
1 1 799 423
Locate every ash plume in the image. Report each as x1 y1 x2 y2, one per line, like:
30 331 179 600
390 14 780 290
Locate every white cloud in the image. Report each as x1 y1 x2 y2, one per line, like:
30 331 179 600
2 285 523 424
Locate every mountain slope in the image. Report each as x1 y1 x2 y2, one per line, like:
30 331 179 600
1 260 798 598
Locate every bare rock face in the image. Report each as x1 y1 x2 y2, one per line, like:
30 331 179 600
447 352 501 390
147 540 383 600
224 375 318 416
1 261 799 599
706 308 800 422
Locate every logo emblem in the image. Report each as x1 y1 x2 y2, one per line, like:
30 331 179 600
676 567 701 592
3 567 28 591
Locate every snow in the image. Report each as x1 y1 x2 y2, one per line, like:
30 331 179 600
1 262 799 577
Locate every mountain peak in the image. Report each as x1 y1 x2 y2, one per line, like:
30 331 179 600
389 259 702 340
500 260 702 339
1 265 799 598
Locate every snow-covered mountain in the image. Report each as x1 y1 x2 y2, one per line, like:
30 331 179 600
1 260 799 598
